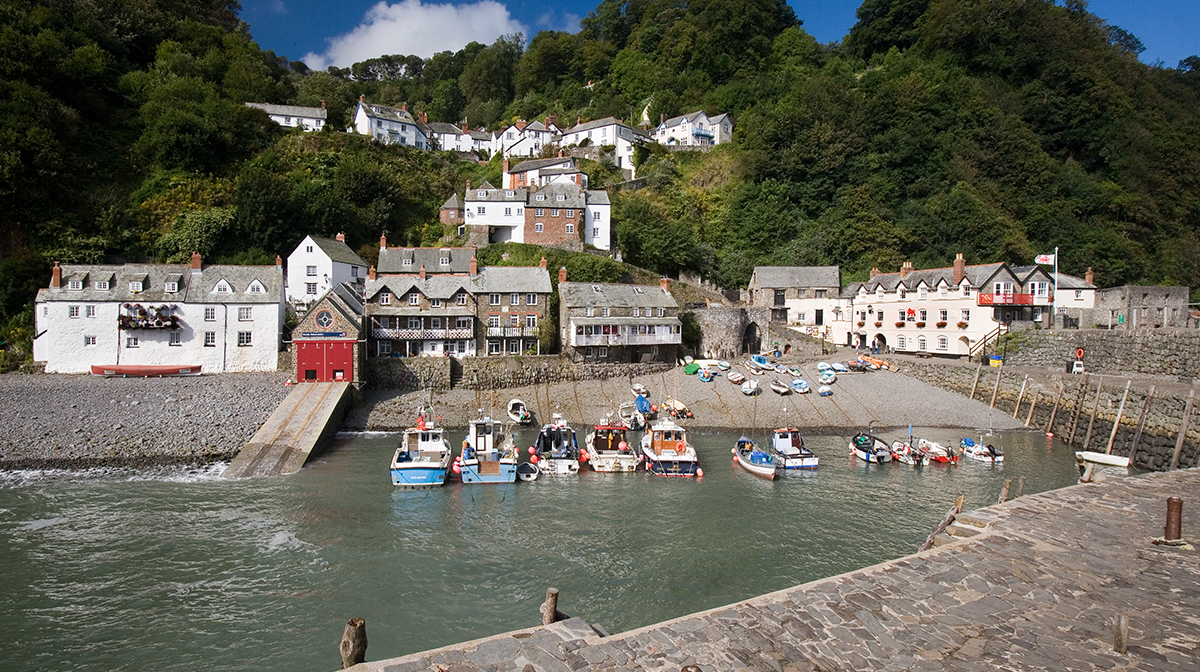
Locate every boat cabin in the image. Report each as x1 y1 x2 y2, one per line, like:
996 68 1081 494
591 426 629 453
468 418 503 455
772 428 804 452
397 430 445 462
649 426 687 454
537 425 576 457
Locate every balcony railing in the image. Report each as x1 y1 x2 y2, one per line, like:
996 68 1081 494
486 327 538 337
373 327 473 340
572 332 680 347
976 293 1050 306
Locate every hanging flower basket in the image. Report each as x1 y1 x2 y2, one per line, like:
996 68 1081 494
916 321 926 328
957 321 969 329
895 321 905 328
856 321 865 328
874 322 882 328
936 321 947 328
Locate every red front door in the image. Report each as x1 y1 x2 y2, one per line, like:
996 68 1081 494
296 341 354 382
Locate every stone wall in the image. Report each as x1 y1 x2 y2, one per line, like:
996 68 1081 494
999 329 1200 383
365 357 452 391
365 355 671 391
767 323 844 359
892 360 1200 471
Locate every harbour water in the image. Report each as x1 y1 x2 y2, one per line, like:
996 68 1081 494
0 427 1081 672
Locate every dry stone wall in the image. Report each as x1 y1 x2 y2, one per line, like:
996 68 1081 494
366 358 451 391
1001 329 1200 383
893 361 1200 471
365 355 671 392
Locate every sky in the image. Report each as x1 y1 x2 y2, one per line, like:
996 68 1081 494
237 0 1198 72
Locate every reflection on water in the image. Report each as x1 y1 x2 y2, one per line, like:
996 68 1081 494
0 428 1078 672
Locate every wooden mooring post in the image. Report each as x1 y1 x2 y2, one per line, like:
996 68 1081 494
1113 615 1130 654
919 494 965 552
1127 385 1156 466
968 361 984 401
1067 374 1090 444
1105 380 1133 455
1046 382 1065 435
1024 388 1039 426
1016 476 1025 498
541 587 569 625
998 479 1012 503
1170 389 1196 470
340 618 367 669
1082 377 1105 451
1013 376 1028 418
990 363 1004 408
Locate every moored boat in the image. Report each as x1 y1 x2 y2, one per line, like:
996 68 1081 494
618 399 647 430
818 370 837 385
507 398 533 425
728 371 746 385
770 428 817 469
859 355 890 369
662 397 692 419
90 364 201 377
817 385 833 396
770 379 791 395
741 379 759 395
850 432 892 463
641 419 700 477
960 437 1004 463
732 436 778 480
516 462 540 481
698 368 714 382
773 363 788 374
457 415 517 484
587 422 637 473
631 382 650 398
787 365 804 377
917 438 959 464
791 378 810 394
751 354 770 370
533 413 580 475
816 362 832 372
890 440 928 466
390 409 452 488
717 360 731 371
831 362 849 373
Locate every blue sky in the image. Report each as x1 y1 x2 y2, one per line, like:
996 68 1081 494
238 0 1197 71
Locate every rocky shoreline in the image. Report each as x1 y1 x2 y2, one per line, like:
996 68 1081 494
1 361 1029 470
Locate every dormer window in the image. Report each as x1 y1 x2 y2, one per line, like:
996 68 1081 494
403 259 413 266
898 288 906 300
408 292 419 305
961 284 971 297
439 256 449 265
248 281 264 294
95 281 109 291
380 292 391 305
506 190 514 197
918 287 927 300
556 194 565 201
477 190 485 198
130 281 143 293
214 280 231 293
165 282 178 293
586 307 594 317
68 280 82 291
536 194 546 201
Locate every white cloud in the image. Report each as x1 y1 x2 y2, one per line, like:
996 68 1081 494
303 0 527 70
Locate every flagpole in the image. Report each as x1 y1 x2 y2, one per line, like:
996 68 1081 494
1053 246 1059 328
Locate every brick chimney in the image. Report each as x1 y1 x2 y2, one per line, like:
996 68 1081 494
275 255 282 269
538 256 547 269
466 179 471 191
419 264 426 280
359 94 365 103
462 123 468 134
336 232 345 242
899 261 913 280
191 252 202 273
660 113 666 125
320 99 326 110
660 277 671 293
558 267 567 283
401 102 407 112
952 253 965 284
869 267 880 280
469 256 477 276
1086 267 1094 285
379 233 387 250
369 265 376 280
502 159 508 174
50 261 61 288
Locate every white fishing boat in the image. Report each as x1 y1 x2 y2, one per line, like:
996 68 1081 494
662 397 692 419
890 440 928 466
533 413 580 475
741 379 759 396
390 408 452 488
641 419 700 477
850 432 892 463
770 427 818 469
631 382 650 398
586 421 638 473
960 437 1004 463
917 438 959 464
457 414 518 484
732 436 778 480
507 398 533 425
770 379 791 395
773 363 788 374
1075 451 1130 480
617 399 647 430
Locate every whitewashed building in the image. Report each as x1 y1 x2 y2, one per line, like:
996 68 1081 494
460 179 612 250
654 111 733 146
426 122 473 152
34 254 285 373
492 119 559 158
286 233 368 306
558 117 650 176
503 156 587 189
351 96 431 149
244 102 328 131
558 274 680 363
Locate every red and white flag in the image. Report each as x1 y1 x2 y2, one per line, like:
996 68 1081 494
1035 254 1056 264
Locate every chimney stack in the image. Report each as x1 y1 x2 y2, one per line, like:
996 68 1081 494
401 102 408 112
1085 267 1094 286
660 277 671 293
538 256 547 269
191 252 202 272
558 267 567 283
320 99 326 110
462 123 468 134
502 159 508 175
369 265 376 280
869 267 880 280
359 94 365 103
336 232 345 242
379 233 387 250
419 264 426 280
466 179 471 192
899 261 913 280
558 149 563 157
50 261 61 288
953 253 966 284
275 255 282 269
660 113 666 125
469 256 477 276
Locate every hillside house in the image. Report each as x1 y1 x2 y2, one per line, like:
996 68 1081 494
558 117 650 177
351 96 431 149
291 282 364 384
460 178 612 250
654 111 733 146
244 102 327 131
744 266 841 328
503 156 587 190
558 273 681 363
286 233 368 306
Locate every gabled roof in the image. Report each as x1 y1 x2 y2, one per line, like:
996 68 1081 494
376 247 475 275
468 130 491 141
864 263 1003 292
308 236 367 267
464 187 527 203
473 266 552 294
524 120 548 132
299 284 363 333
245 102 327 119
364 275 474 301
659 110 707 129
37 263 282 304
358 102 417 125
508 157 576 174
530 183 586 207
440 193 464 210
750 266 840 289
477 180 495 189
585 190 610 205
559 282 678 309
426 122 464 135
563 116 627 135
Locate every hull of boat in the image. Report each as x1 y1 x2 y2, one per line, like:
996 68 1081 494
735 451 778 479
642 447 698 477
516 462 539 481
589 453 639 473
391 464 450 488
778 453 818 469
91 364 201 377
851 448 892 463
538 458 580 475
459 459 517 484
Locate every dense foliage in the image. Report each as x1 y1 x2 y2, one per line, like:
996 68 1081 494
3 0 1200 357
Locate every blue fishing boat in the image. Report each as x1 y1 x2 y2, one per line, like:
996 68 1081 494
641 419 700 477
390 408 452 488
534 413 580 476
751 354 770 370
732 436 778 480
791 378 810 394
457 414 517 484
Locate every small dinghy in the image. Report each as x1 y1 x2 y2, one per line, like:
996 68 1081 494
960 437 1004 463
860 355 890 369
741 379 759 396
917 438 959 464
698 368 714 382
847 360 872 372
831 362 849 373
728 371 746 385
732 436 778 480
631 382 650 398
817 385 833 396
662 398 692 419
684 355 694 364
507 398 533 425
751 354 770 369
618 399 647 430
787 365 804 377
850 433 892 463
816 362 832 372
774 363 788 374
717 360 731 371
818 370 837 385
890 440 928 466
791 378 810 394
516 462 540 481
683 362 701 375
770 379 791 395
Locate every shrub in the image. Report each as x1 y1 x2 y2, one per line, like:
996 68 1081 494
916 321 926 328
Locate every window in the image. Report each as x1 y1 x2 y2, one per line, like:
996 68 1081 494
457 225 465 236
961 284 971 297
774 289 786 306
476 206 486 215
815 289 826 299
585 306 594 317
237 331 252 347
601 307 610 317
504 208 512 216
488 314 500 328
657 307 665 317
526 293 537 305
551 209 559 217
84 335 96 346
899 310 905 321
403 259 412 267
598 347 608 358
919 309 927 322
488 341 502 355
876 287 884 300
306 283 317 295
939 286 947 298
516 208 523 215
456 291 467 306
380 292 391 305
169 332 181 346
526 314 537 328
897 336 906 350
408 292 419 305
69 306 79 318
632 307 640 317
430 299 441 308
585 347 593 358
556 194 565 201
565 224 574 234
306 266 317 277
797 312 806 323
510 313 520 326
898 289 906 300
456 316 471 329
248 283 263 294
534 223 544 232
130 281 143 292
1075 290 1083 299
917 336 927 351
566 209 574 218
918 288 928 300
95 281 109 291
961 309 970 322
306 245 313 253
511 293 520 305
126 336 139 348
506 190 514 197
205 307 216 321
68 280 82 291
238 307 252 321
592 227 598 238
937 336 947 351
86 305 95 318
593 211 601 221
214 281 229 293
431 317 441 329
535 208 544 217
536 194 546 202
489 293 500 305
378 316 390 329
439 256 449 266
378 341 392 356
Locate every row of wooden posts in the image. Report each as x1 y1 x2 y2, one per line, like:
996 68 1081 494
967 361 1196 469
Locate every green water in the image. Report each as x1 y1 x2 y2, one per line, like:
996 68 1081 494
0 428 1080 671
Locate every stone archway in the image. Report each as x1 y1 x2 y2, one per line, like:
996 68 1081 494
958 335 971 355
873 333 887 353
741 322 761 355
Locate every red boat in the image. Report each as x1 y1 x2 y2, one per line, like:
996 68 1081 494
90 364 202 377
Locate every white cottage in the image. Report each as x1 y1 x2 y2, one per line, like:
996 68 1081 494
558 117 650 176
34 254 285 373
286 233 368 305
654 111 733 146
244 102 328 131
351 96 431 149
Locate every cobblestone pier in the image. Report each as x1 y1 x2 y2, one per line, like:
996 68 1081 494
350 468 1200 671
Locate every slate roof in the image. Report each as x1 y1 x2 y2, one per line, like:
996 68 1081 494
365 275 475 301
750 266 840 289
559 282 678 310
245 103 327 119
509 157 576 174
540 166 583 177
586 190 610 205
426 122 464 136
376 247 475 275
358 102 417 124
38 263 282 305
473 267 551 294
464 187 526 204
863 263 1003 292
363 267 550 300
468 131 491 141
530 183 586 208
440 193 464 210
563 117 626 135
309 236 367 267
